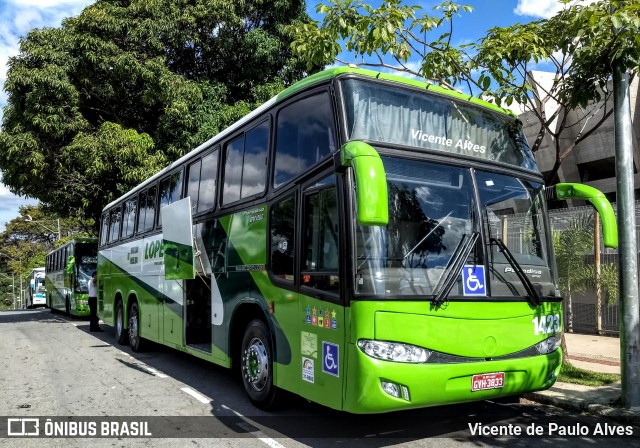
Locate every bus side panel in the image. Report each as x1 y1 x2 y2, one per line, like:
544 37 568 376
101 237 163 343
217 206 347 410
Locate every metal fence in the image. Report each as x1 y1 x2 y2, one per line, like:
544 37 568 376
547 201 640 335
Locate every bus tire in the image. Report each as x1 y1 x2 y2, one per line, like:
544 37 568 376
240 319 279 410
128 301 145 352
115 300 129 345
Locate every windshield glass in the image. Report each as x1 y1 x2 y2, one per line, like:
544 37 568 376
76 244 97 293
355 158 475 295
341 78 538 172
477 170 557 297
354 157 559 299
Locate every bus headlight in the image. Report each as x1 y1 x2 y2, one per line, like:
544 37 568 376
358 339 432 363
535 334 562 354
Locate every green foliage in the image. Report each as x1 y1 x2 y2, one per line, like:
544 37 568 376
289 0 472 89
553 212 618 304
0 0 320 228
554 213 594 300
0 204 93 309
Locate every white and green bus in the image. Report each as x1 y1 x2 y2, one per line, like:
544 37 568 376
46 238 98 316
98 67 617 414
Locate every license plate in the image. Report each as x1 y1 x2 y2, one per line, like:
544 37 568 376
471 372 505 391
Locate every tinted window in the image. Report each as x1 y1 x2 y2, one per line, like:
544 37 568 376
100 212 109 246
186 159 202 214
223 121 269 205
223 135 244 204
241 121 268 198
301 180 340 293
270 196 295 282
122 198 137 238
137 185 157 233
108 206 122 243
198 150 218 213
274 93 336 188
158 171 184 226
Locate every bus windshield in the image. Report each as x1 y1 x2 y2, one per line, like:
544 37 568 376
341 78 538 172
354 157 558 299
76 247 97 293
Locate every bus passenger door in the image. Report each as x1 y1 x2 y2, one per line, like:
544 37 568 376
297 177 345 410
162 197 195 346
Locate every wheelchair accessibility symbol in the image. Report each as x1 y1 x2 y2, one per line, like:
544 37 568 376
462 265 486 296
322 342 339 377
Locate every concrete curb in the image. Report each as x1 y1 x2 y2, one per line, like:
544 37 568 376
525 392 640 426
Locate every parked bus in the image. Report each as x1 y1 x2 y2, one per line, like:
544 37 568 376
46 238 98 316
98 67 617 414
24 267 46 309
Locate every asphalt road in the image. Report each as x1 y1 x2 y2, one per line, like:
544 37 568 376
1 308 638 447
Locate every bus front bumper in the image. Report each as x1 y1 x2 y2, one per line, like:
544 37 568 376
343 344 562 414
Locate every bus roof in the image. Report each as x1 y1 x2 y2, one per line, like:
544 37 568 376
276 66 514 117
104 67 515 211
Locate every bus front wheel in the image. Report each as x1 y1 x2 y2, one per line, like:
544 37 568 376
240 320 278 410
128 301 144 352
115 300 128 345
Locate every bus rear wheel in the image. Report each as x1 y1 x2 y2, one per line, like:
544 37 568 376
240 320 279 410
128 301 144 352
115 300 128 345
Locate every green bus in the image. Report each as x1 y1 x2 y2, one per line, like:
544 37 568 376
46 238 98 316
98 67 617 414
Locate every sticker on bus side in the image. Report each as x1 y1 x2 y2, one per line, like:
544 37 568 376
322 342 339 377
302 358 314 383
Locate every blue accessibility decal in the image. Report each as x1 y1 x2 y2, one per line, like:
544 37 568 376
462 265 486 296
322 342 339 377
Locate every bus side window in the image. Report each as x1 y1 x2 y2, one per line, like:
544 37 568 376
269 195 295 282
108 206 122 243
301 182 340 293
100 212 110 246
137 185 157 233
222 121 269 205
187 159 202 214
198 149 218 213
122 198 137 238
274 92 336 188
157 170 184 227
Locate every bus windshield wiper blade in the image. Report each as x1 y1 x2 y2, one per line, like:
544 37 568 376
491 237 541 307
432 232 479 306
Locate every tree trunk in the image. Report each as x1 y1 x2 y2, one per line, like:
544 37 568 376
561 333 571 366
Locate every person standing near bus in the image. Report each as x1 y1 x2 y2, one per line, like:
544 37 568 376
88 271 102 332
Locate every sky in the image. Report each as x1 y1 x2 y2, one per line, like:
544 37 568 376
0 0 566 232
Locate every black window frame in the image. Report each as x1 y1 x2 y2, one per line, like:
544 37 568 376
221 118 271 207
273 88 337 191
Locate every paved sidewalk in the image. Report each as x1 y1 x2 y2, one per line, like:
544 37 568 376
524 332 640 425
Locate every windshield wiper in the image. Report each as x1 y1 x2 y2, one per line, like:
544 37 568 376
490 237 541 307
432 232 479 306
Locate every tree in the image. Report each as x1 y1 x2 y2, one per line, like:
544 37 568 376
288 0 640 185
0 204 95 309
0 0 321 228
553 212 618 336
